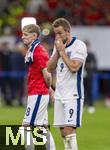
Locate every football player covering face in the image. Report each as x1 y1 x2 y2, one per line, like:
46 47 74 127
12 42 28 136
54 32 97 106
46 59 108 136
54 25 72 46
47 18 87 150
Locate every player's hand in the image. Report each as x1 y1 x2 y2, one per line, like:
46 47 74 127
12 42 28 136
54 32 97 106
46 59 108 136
55 36 66 53
49 87 55 103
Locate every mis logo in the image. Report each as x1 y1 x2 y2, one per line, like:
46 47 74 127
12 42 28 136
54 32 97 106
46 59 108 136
0 125 47 149
6 126 47 146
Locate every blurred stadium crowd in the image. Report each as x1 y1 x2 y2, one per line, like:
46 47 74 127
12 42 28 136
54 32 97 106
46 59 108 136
0 0 110 34
0 41 27 106
0 0 110 106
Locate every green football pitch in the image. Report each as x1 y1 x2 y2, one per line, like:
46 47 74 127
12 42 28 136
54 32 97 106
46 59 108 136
0 100 110 150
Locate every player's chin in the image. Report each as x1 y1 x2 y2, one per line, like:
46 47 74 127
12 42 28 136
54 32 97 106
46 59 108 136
23 40 28 45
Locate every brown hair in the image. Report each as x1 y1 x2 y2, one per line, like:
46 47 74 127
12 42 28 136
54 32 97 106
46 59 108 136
22 24 41 37
52 18 71 32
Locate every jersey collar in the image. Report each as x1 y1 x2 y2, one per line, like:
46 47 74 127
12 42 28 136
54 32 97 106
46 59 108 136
66 37 77 48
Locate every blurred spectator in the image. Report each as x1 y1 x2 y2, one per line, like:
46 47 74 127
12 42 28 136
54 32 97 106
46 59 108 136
0 0 8 13
103 71 110 108
84 40 97 113
0 43 3 102
10 42 27 106
0 40 27 106
41 36 54 56
27 0 47 14
0 41 13 105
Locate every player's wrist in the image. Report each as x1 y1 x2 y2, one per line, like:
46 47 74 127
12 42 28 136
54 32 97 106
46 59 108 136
56 50 60 57
49 87 54 94
59 50 64 56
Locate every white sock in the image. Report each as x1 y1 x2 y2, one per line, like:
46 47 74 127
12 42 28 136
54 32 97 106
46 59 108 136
20 127 34 150
64 133 78 150
45 131 56 150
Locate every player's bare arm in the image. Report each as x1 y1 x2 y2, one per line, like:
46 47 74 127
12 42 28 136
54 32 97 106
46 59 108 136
47 51 59 73
42 68 52 87
55 37 83 73
42 68 55 102
60 51 83 73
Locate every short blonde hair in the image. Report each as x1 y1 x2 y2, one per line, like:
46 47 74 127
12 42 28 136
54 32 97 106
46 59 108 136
23 24 41 37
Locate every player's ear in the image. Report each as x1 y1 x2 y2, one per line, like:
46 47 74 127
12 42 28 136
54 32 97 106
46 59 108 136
33 33 37 37
33 33 38 39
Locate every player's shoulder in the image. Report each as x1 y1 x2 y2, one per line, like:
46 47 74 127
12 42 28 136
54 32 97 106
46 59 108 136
75 39 87 52
35 44 48 55
76 39 86 48
34 44 45 51
35 44 49 57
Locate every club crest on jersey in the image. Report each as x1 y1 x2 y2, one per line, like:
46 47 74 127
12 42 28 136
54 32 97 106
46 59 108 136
60 63 64 72
67 52 71 58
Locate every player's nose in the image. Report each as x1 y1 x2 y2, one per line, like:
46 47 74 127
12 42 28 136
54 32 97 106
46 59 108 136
22 35 25 39
55 34 60 40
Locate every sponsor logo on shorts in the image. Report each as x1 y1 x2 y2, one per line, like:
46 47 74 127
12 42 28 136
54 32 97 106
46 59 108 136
68 120 73 122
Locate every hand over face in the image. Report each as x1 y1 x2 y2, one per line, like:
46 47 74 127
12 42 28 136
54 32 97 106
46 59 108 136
55 36 66 52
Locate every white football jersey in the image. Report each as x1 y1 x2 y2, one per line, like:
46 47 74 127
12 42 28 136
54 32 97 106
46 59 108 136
52 37 87 100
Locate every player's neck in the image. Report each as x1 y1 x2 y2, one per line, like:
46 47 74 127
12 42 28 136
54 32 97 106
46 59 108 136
28 40 35 48
66 36 73 45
